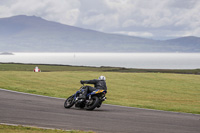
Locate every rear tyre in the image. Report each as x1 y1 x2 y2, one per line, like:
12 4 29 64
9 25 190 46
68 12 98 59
64 95 75 108
85 96 99 110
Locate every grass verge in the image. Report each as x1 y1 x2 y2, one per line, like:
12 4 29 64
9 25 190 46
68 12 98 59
0 124 94 133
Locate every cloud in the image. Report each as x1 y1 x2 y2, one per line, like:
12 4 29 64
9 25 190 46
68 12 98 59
108 0 200 39
115 31 154 38
0 0 200 39
0 0 81 25
77 0 200 39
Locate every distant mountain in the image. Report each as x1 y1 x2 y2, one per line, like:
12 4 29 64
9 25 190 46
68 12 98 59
163 36 200 52
0 15 200 52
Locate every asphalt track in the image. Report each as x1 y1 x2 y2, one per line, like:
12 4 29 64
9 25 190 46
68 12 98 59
0 89 200 133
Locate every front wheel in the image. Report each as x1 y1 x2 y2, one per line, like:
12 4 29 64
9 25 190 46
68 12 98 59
85 96 100 110
64 95 75 108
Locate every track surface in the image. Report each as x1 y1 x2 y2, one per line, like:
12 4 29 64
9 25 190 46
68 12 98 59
0 89 200 133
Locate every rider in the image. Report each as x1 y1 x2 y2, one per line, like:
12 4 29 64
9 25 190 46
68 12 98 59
79 76 107 100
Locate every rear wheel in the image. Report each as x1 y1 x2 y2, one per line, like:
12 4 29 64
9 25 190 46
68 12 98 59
64 95 75 108
85 96 99 110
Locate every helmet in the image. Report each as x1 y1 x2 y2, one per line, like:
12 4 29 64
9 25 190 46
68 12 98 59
98 76 106 80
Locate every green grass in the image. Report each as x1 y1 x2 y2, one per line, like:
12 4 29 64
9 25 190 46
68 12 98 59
0 63 200 114
1 63 200 74
0 124 94 133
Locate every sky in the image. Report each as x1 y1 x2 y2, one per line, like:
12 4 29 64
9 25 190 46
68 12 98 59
0 0 200 40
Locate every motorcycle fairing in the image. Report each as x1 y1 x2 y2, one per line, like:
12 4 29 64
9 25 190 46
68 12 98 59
87 89 107 96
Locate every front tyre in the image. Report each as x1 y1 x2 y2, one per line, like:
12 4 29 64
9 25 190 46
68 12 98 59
85 96 100 110
64 95 75 108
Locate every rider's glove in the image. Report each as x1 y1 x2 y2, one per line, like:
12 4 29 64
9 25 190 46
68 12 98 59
80 80 84 84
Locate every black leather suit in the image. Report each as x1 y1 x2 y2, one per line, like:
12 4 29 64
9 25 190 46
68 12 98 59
80 79 107 98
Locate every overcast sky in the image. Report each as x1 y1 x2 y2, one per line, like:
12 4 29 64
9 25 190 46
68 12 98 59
0 0 200 40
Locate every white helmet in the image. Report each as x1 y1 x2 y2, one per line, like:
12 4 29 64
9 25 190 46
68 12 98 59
99 76 106 80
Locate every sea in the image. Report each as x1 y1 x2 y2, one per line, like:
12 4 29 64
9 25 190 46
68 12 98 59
0 53 200 69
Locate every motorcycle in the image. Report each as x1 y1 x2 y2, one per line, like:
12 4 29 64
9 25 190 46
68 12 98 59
64 85 107 110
